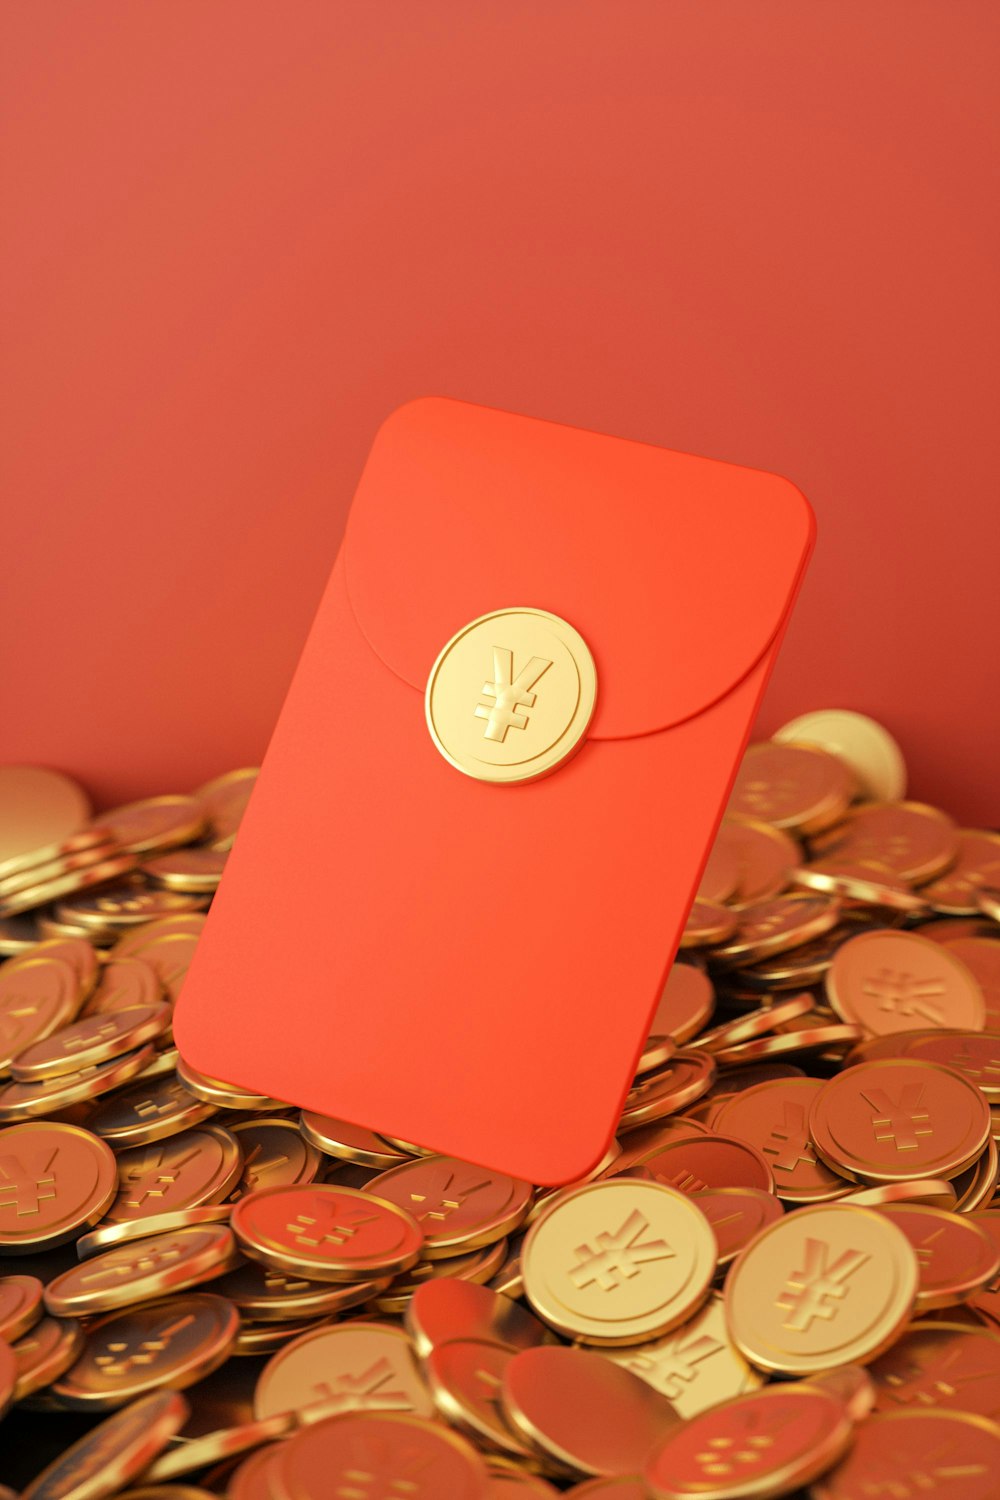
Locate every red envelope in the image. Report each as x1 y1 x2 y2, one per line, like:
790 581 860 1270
174 398 814 1184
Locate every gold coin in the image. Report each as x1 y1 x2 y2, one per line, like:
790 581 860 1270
117 930 201 1002
710 894 841 968
107 1125 243 1223
81 956 162 1017
254 1319 434 1423
0 1043 155 1121
724 1202 918 1373
809 1059 991 1184
825 928 986 1035
60 886 207 937
374 1237 510 1313
841 1179 958 1210
97 796 206 855
500 1344 680 1479
52 1292 238 1408
710 1022 861 1067
874 1204 1000 1310
194 766 259 850
690 992 814 1053
112 913 206 957
645 963 716 1047
144 847 228 893
806 1361 876 1421
44 1223 239 1317
0 767 91 868
714 816 801 906
0 855 138 919
19 1389 189 1500
602 1292 762 1417
214 1258 386 1322
299 1111 411 1168
363 1156 532 1259
425 608 597 785
277 1411 489 1500
0 955 80 1074
0 827 112 885
791 856 927 912
690 1186 784 1265
809 1407 1000 1500
726 741 856 835
0 840 120 900
618 1051 716 1131
11 1002 171 1081
644 1383 852 1500
425 1338 537 1460
811 800 959 883
77 1203 233 1258
0 1272 43 1340
88 1073 216 1145
939 936 1000 1031
773 708 907 801
233 1314 331 1355
405 1278 552 1358
142 1411 293 1482
12 1315 85 1400
866 1319 1000 1418
716 1080 859 1204
679 900 736 949
228 1118 323 1197
12 937 102 998
232 1183 424 1282
0 1121 118 1251
916 830 1000 915
174 1058 282 1111
522 1180 715 1346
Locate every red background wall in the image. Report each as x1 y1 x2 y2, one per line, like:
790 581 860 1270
2 3 997 821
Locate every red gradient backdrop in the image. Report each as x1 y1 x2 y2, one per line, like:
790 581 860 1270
1 4 997 820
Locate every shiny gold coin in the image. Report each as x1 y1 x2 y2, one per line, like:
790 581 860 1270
714 815 801 906
363 1155 532 1259
811 799 959 882
0 1272 43 1340
0 955 81 1073
38 907 118 944
232 1183 424 1282
107 1125 243 1224
679 900 736 949
20 1389 189 1500
214 1258 386 1322
88 1073 217 1145
695 839 740 904
939 936 1000 1031
44 1223 238 1316
12 936 101 996
691 1186 784 1265
174 1058 281 1111
0 826 111 885
618 1051 716 1131
501 1344 679 1479
255 1319 433 1423
840 1178 958 1209
690 991 813 1053
81 956 162 1017
110 930 201 1002
709 894 841 968
806 1361 876 1421
232 1313 332 1355
143 1411 293 1481
809 1407 1000 1500
791 856 928 912
11 1001 171 1081
425 608 597 784
522 1180 715 1346
713 1079 850 1203
195 766 259 850
57 885 207 933
874 1204 1000 1310
809 1058 991 1184
374 1237 510 1313
0 767 91 868
726 741 856 835
52 1292 239 1409
77 1204 233 1258
644 1383 851 1500
602 1292 762 1417
825 927 986 1035
0 1121 118 1251
736 914 877 992
406 1278 552 1358
227 1117 322 1199
97 796 206 855
867 1319 1000 1418
645 963 716 1047
918 830 1000 915
773 708 907 801
298 1111 410 1168
111 912 206 956
0 855 138 919
12 1314 85 1400
711 1022 862 1067
277 1411 489 1500
0 840 120 900
725 1202 918 1373
0 1043 155 1120
144 847 227 892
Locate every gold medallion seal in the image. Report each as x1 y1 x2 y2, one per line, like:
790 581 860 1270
425 608 597 785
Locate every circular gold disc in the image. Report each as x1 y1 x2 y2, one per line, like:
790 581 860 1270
425 608 597 784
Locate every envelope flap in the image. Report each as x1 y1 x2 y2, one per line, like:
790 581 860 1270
344 398 814 738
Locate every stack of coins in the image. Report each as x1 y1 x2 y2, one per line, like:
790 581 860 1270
2 712 1000 1499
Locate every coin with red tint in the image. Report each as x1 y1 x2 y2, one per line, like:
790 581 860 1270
645 965 715 1047
806 1363 876 1422
969 1212 1000 1325
362 1156 532 1260
710 895 841 969
874 1205 1000 1310
0 1121 118 1251
278 1412 488 1500
714 1079 849 1203
726 742 855 835
644 1385 851 1499
825 929 985 1035
852 1029 1000 1098
810 1408 1000 1500
691 1187 784 1267
810 1059 991 1184
233 1183 424 1281
939 938 1000 1032
867 1321 1000 1418
630 1135 774 1196
920 831 1000 916
619 1053 716 1131
811 800 958 883
712 816 800 905
695 842 739 905
679 901 735 949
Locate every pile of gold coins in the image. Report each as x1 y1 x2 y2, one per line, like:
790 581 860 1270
2 709 1000 1499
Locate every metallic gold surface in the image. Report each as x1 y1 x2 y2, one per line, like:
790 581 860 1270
253 1319 434 1423
44 1224 238 1317
727 741 856 835
425 608 597 784
809 1408 1000 1500
0 1121 118 1251
279 1411 489 1500
602 1292 762 1417
107 1125 244 1223
363 1156 532 1259
232 1183 424 1281
19 1390 189 1500
406 1278 552 1357
11 1002 171 1081
825 928 986 1035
